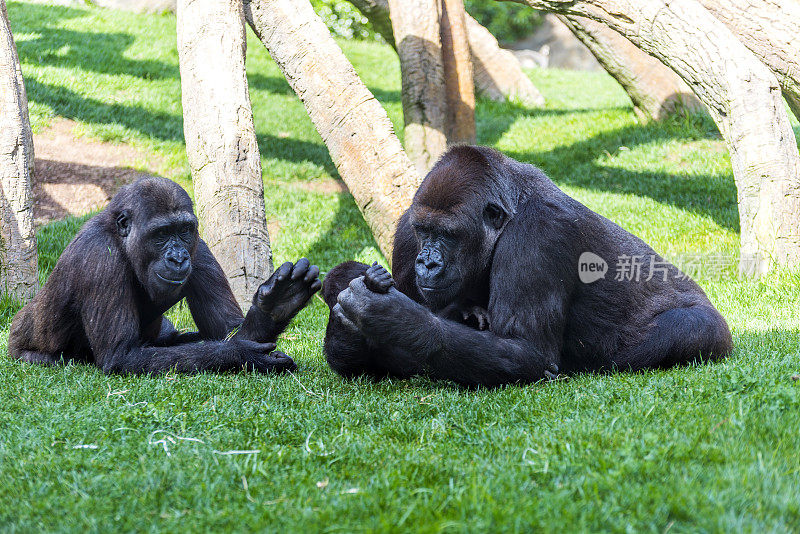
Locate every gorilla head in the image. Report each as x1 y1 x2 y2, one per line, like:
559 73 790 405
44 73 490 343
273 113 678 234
408 146 518 309
110 178 199 304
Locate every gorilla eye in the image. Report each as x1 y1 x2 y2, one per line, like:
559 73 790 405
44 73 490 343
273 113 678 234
484 204 505 230
154 228 171 240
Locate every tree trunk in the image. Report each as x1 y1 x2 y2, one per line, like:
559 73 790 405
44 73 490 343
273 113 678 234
463 14 544 107
388 0 448 173
0 0 37 301
698 0 800 121
347 0 545 106
177 0 272 312
14 44 32 179
440 0 476 144
559 15 702 121
510 0 800 274
244 0 420 260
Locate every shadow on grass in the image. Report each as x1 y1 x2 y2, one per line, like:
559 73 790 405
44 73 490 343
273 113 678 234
257 133 338 177
305 194 383 273
478 103 738 231
16 28 177 81
25 78 185 141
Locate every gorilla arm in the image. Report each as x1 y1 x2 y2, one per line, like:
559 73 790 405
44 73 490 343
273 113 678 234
335 277 562 386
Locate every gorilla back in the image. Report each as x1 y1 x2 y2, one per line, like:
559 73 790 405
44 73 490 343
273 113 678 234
323 146 732 386
9 176 321 374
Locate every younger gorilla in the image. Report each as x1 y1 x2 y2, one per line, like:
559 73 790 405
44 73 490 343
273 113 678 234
9 177 321 375
322 146 732 386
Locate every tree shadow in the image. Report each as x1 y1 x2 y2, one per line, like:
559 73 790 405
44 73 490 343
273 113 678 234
15 28 177 81
247 73 294 95
24 78 185 142
256 133 338 177
305 192 383 274
477 104 737 230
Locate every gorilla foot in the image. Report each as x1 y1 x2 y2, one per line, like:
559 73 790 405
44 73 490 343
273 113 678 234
256 258 322 323
364 262 394 293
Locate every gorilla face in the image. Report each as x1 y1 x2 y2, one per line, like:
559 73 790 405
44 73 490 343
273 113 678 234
116 199 198 304
147 217 197 294
410 200 506 310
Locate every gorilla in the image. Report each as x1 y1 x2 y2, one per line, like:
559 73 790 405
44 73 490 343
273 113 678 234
322 146 732 386
8 176 321 375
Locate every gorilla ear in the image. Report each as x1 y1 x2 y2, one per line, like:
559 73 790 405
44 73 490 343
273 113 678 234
116 210 131 237
484 204 506 230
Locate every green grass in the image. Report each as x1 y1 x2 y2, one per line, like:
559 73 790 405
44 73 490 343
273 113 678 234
3 2 800 532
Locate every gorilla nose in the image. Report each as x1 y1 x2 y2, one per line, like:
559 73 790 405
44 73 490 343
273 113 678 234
165 250 190 276
415 255 443 279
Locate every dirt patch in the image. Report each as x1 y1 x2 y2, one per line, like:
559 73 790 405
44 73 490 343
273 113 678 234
32 119 164 225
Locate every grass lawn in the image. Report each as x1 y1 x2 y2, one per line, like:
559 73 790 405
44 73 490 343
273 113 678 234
2 2 800 531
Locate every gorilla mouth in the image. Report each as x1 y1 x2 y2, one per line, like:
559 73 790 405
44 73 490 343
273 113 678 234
156 272 189 285
418 283 453 293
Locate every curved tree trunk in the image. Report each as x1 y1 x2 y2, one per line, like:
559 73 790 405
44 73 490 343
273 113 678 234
440 0 476 144
388 0 448 173
177 0 272 312
0 0 37 301
698 0 800 121
559 15 702 121
347 0 544 106
244 0 420 260
511 0 800 274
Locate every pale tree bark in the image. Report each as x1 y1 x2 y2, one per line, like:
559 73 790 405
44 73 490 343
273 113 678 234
463 15 544 107
698 0 800 121
510 0 800 274
0 0 37 301
244 0 420 260
559 15 702 121
388 0 448 173
177 0 272 312
440 0 476 144
347 0 545 106
14 46 32 178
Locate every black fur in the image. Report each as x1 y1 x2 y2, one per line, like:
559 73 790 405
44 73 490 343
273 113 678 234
323 146 732 386
8 176 321 375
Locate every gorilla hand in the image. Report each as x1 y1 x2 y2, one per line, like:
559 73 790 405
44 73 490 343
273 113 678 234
364 262 394 293
462 305 490 331
336 277 434 345
256 258 322 323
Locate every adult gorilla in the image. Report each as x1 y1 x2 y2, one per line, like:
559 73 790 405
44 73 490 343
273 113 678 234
9 177 320 375
322 146 732 386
